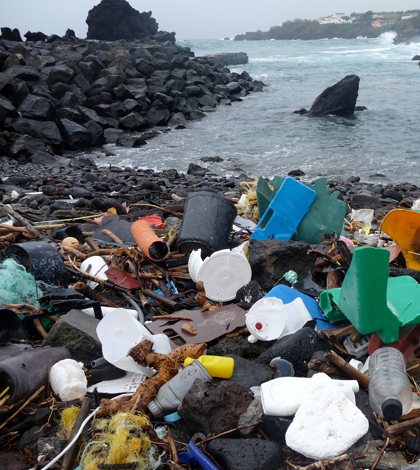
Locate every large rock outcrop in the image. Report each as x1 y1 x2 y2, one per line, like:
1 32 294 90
86 0 160 41
308 74 360 117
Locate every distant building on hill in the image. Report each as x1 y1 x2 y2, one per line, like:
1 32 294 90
401 14 414 20
372 18 386 27
318 13 353 25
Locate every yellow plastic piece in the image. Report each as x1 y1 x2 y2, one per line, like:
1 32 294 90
380 209 420 270
184 356 234 379
361 225 370 235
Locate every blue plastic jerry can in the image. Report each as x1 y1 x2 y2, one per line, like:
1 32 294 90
251 177 316 241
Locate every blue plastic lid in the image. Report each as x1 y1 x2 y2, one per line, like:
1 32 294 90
164 411 181 422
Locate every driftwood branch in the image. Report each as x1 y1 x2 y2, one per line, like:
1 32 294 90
324 350 370 389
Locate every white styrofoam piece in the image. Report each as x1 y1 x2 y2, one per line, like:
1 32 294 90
246 297 312 341
285 373 368 460
261 375 359 417
49 359 87 401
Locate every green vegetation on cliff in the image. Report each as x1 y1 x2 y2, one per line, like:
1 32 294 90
234 10 420 42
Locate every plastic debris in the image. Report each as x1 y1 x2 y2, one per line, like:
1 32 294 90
285 373 368 460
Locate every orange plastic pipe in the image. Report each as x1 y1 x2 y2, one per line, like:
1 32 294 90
131 220 169 262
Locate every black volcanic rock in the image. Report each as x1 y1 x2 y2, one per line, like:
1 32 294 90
86 0 159 41
308 74 360 117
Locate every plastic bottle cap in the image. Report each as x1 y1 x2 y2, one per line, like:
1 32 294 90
382 398 403 420
148 399 164 419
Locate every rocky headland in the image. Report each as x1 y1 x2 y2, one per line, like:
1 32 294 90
0 0 263 166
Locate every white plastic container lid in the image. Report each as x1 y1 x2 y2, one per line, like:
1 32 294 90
196 248 252 302
96 308 171 376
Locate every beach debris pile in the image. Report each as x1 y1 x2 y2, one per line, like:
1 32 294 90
2 168 420 470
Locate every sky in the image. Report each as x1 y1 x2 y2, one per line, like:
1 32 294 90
1 0 420 40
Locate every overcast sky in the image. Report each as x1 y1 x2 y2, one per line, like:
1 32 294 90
1 0 420 40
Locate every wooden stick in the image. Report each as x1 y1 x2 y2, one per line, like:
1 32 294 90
167 461 187 470
33 319 47 338
0 385 45 430
85 237 101 251
60 397 92 470
130 203 184 215
1 206 48 240
62 245 87 260
371 438 389 470
72 282 119 308
324 350 370 389
299 453 367 470
150 315 192 321
386 416 420 435
0 223 65 231
165 431 179 464
101 229 124 244
200 421 262 444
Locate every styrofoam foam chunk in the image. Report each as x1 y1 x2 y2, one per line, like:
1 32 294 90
49 359 87 401
285 373 368 460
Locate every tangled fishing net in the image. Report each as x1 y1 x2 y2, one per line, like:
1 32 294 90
0 258 44 306
80 413 165 470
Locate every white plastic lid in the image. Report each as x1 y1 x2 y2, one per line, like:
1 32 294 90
246 297 287 341
196 249 252 302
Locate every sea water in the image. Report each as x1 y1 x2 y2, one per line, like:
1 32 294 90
85 33 420 182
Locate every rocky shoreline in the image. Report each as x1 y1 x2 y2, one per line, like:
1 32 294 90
0 32 263 164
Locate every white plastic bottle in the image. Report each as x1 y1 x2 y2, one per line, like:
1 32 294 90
368 347 413 420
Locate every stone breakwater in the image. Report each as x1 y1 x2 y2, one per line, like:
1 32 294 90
0 36 264 163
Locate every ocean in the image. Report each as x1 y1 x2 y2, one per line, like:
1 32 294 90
88 33 420 183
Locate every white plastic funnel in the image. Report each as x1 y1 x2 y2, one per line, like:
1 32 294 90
97 308 171 376
197 249 252 302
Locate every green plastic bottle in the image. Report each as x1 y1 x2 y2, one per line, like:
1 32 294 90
184 356 234 379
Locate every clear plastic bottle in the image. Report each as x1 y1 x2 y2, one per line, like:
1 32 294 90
368 347 413 420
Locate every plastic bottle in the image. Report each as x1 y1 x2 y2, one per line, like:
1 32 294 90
184 356 234 379
368 347 413 420
148 360 212 419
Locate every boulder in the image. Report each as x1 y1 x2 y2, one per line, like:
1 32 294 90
1 27 23 42
9 135 46 160
86 0 159 41
24 31 48 42
58 119 92 149
18 95 55 120
178 380 253 435
0 96 16 122
308 74 360 117
248 239 317 291
207 439 283 470
12 118 63 147
256 327 330 375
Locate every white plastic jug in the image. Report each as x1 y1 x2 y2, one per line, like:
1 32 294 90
261 375 359 417
96 308 171 376
246 297 312 342
49 359 87 401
